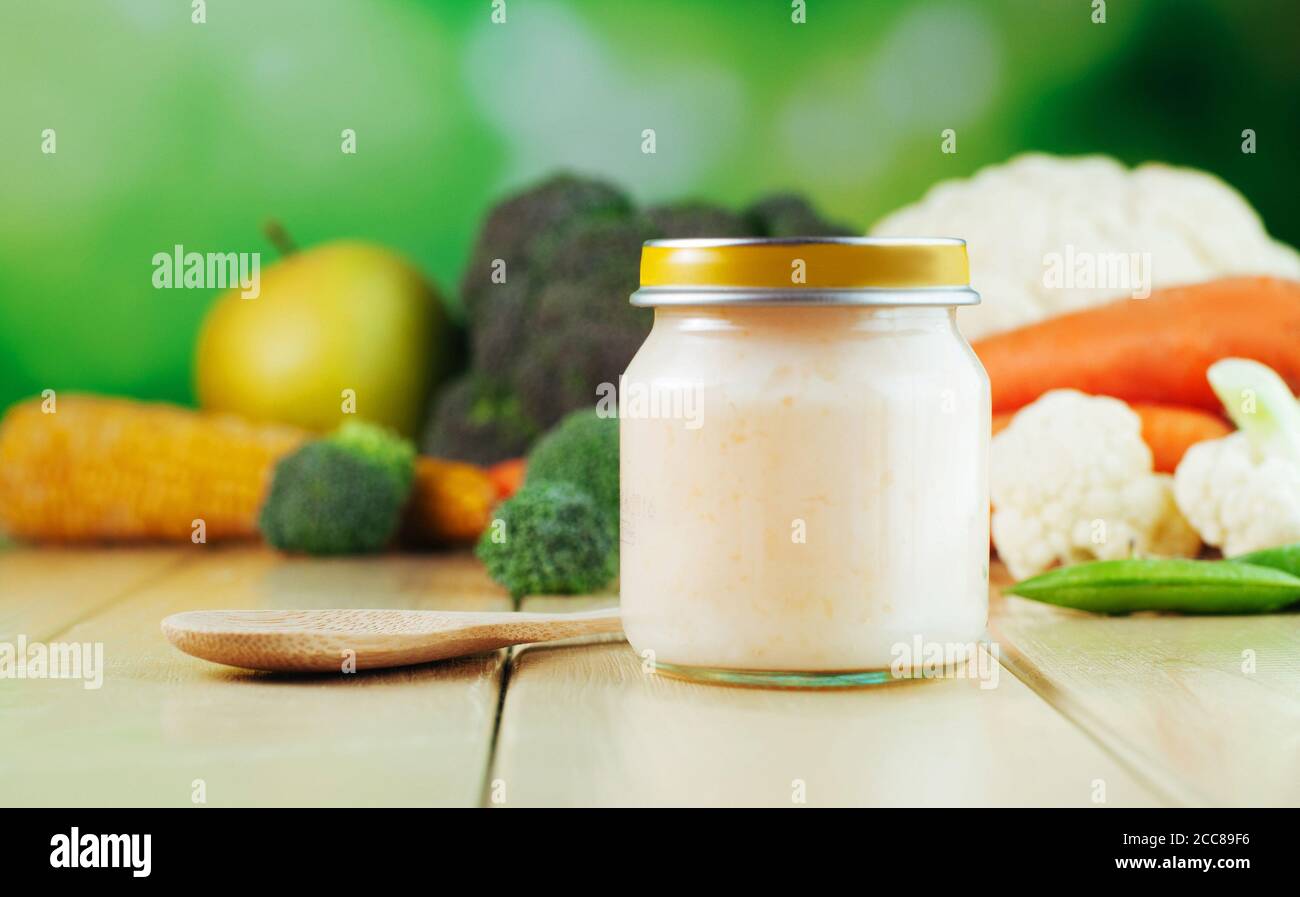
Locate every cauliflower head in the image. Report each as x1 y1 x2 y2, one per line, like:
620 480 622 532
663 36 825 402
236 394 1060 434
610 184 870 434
1173 358 1300 556
992 390 1200 579
1174 433 1300 557
871 153 1300 341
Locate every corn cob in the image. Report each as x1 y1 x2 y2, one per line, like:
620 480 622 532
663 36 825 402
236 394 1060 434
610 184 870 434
0 395 305 542
0 395 499 545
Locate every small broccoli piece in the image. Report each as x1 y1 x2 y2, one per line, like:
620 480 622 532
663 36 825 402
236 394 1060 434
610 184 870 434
420 374 540 464
476 482 617 598
527 408 619 522
645 201 753 238
746 194 856 238
331 421 416 490
259 422 416 555
460 174 632 325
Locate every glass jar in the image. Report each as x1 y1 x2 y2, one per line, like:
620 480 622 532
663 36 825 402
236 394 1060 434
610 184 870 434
619 238 990 687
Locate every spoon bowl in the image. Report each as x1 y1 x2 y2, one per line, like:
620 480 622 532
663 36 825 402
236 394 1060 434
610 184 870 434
162 606 623 673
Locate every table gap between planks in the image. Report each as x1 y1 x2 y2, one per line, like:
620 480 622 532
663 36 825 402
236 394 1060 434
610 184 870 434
2 546 1296 807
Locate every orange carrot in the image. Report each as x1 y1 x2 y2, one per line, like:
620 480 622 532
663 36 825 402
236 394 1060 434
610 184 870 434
404 456 499 546
993 401 1232 473
1131 404 1232 472
975 277 1300 415
487 457 527 500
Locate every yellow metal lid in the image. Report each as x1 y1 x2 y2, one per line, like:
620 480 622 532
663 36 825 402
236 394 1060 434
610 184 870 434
632 237 977 306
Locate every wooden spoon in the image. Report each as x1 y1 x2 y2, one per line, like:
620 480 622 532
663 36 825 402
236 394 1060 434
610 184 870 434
162 606 622 673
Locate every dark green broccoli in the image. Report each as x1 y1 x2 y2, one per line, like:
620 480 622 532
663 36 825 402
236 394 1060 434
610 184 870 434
470 207 645 383
526 408 619 522
259 422 415 555
645 201 752 238
745 194 856 238
430 175 639 463
505 214 657 426
459 174 632 327
466 274 535 380
476 482 617 598
528 210 657 286
421 374 540 463
510 309 648 428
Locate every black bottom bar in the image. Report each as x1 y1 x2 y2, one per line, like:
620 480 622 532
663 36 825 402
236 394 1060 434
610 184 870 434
4 808 1291 881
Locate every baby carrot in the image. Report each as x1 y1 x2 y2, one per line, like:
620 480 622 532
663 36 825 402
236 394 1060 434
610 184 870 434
1005 558 1300 615
975 277 1300 415
487 457 527 500
993 402 1231 473
1131 403 1233 472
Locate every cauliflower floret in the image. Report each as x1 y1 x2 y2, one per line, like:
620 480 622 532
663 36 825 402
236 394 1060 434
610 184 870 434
871 153 1300 340
992 390 1200 579
1174 434 1300 556
1172 359 1300 556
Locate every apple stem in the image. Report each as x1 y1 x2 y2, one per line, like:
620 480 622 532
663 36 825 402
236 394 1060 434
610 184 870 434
264 219 298 257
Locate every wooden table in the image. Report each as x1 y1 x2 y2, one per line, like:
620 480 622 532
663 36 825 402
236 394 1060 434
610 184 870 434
2 545 1295 807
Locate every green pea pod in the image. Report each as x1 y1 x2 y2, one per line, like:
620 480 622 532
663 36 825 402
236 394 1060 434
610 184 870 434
1004 558 1300 615
1230 542 1300 579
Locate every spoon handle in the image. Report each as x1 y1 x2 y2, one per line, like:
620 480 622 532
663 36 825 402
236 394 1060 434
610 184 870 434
504 607 623 641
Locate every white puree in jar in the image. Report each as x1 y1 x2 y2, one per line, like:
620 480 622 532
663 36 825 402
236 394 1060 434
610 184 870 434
619 305 989 671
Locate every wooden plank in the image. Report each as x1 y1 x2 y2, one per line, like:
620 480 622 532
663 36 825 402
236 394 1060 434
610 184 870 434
489 594 1165 807
989 578 1300 808
0 546 192 642
0 546 510 807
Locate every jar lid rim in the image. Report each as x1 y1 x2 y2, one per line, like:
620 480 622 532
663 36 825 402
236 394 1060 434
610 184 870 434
643 236 966 249
630 286 981 307
637 237 973 296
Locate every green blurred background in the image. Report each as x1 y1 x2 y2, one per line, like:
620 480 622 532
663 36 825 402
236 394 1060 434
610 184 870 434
2 0 1297 414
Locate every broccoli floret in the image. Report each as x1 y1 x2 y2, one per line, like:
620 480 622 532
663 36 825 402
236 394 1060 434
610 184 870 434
460 174 632 326
460 179 637 412
510 310 648 427
420 374 540 464
259 422 415 555
526 409 619 522
746 194 856 238
469 206 639 373
528 211 657 286
645 201 753 238
476 482 617 598
500 214 657 426
467 274 536 378
331 421 416 490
